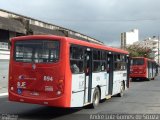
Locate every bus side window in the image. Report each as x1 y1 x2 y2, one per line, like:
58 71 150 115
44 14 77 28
93 61 101 72
101 51 107 71
70 46 84 74
71 62 80 73
93 50 101 72
114 54 121 70
114 54 127 70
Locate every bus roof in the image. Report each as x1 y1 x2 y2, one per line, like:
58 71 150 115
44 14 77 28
11 35 129 55
66 36 129 54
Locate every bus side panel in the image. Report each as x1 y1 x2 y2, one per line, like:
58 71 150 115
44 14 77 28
121 70 128 90
112 70 127 95
153 63 156 78
112 71 121 95
147 61 152 79
92 72 108 99
70 74 85 107
63 40 72 107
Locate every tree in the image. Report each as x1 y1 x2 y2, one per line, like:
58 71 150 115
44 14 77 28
126 45 153 59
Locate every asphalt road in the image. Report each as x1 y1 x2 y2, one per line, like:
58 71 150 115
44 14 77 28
0 76 160 120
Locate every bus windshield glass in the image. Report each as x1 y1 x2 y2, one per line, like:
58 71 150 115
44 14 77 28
131 58 144 65
14 40 60 63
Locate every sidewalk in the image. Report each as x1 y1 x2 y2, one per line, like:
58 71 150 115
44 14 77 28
0 78 8 97
0 77 8 95
0 60 9 95
0 86 8 94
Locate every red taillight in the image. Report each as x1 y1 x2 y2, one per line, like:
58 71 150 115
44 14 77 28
56 79 64 96
9 76 14 91
143 69 146 73
58 80 63 89
9 76 13 80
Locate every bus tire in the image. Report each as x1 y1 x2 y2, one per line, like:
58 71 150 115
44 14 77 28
117 82 124 97
92 87 100 108
146 78 150 81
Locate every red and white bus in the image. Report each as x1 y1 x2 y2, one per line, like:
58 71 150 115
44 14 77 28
130 57 157 81
9 35 130 108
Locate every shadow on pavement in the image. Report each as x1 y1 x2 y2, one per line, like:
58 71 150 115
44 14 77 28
18 106 82 120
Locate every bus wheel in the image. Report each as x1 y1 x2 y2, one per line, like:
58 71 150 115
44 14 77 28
146 78 150 81
118 82 124 97
92 87 100 108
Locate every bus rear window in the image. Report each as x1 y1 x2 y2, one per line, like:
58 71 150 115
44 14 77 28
14 40 60 63
131 58 144 65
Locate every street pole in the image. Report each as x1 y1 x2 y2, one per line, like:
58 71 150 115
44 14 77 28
158 36 159 64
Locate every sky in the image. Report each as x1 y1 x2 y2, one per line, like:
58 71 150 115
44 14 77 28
0 0 160 46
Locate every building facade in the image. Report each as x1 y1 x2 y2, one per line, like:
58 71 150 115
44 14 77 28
0 9 104 83
0 9 103 60
121 29 139 49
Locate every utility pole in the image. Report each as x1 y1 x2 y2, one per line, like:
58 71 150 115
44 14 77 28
158 36 159 63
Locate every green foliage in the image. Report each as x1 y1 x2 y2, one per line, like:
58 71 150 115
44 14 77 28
126 45 153 59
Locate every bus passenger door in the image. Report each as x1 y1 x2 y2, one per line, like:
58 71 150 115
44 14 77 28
126 55 130 88
148 61 152 79
107 53 113 95
84 48 92 104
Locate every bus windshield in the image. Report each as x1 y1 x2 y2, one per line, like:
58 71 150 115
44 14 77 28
131 58 144 65
14 40 60 63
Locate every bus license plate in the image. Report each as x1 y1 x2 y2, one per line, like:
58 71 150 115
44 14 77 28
30 92 39 96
